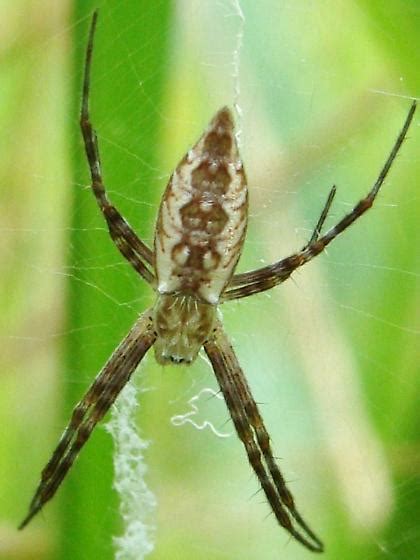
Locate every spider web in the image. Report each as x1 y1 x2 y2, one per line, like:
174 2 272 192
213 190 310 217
2 1 419 560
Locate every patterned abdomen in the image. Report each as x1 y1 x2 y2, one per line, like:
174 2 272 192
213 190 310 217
154 107 248 304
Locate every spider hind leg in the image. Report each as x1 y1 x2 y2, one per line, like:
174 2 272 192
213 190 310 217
80 10 155 285
224 101 416 301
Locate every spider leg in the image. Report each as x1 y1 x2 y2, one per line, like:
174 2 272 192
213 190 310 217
80 11 155 285
224 101 416 301
19 310 156 530
306 185 336 246
205 322 324 553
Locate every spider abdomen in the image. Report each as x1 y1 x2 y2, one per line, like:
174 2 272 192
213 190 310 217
154 107 248 304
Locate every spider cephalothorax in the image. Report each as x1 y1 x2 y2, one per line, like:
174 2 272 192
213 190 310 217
153 294 216 364
19 11 416 554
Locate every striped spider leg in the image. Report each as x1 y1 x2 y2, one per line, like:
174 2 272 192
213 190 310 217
224 100 416 301
20 11 416 554
205 323 324 551
19 312 156 529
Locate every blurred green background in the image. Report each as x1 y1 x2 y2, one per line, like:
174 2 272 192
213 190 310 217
1 1 419 559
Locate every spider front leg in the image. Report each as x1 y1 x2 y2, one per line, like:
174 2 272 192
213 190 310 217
19 310 156 530
224 101 416 301
205 322 324 553
80 11 155 285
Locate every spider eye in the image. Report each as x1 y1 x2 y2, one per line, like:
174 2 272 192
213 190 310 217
170 356 185 364
154 345 195 366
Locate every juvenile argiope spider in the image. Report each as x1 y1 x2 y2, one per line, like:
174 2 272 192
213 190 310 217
19 11 416 553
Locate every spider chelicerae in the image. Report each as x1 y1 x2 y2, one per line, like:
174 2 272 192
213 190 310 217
19 11 416 554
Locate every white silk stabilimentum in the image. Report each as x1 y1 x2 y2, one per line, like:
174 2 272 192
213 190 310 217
106 381 156 560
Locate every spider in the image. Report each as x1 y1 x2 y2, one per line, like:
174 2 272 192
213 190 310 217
19 11 416 554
